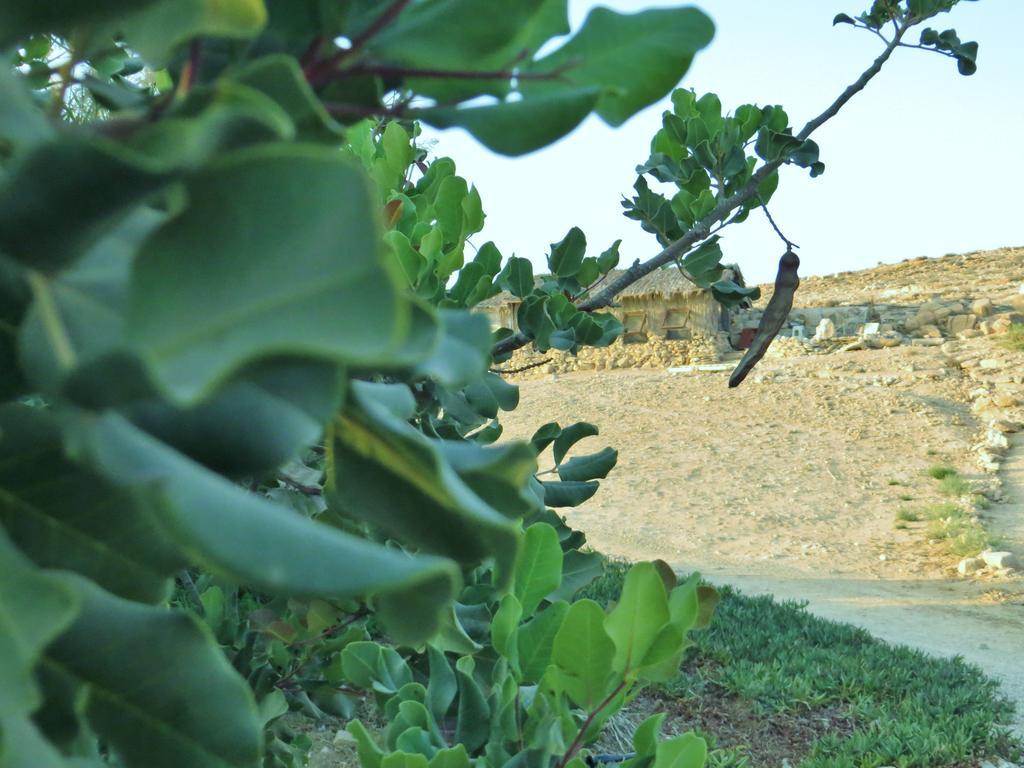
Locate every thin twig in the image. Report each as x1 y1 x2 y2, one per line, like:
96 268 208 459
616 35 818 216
489 357 551 375
306 0 411 81
760 202 799 250
317 60 575 87
278 475 323 496
492 21 909 359
556 681 628 768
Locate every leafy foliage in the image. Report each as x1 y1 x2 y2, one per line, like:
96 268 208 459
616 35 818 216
0 0 984 766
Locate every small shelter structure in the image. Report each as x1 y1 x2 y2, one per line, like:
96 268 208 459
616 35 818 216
476 267 733 344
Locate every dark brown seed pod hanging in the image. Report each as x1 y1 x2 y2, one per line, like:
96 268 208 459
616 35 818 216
728 249 800 388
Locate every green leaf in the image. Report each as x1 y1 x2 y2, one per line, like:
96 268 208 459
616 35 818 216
366 0 569 77
542 480 599 508
127 144 412 403
652 733 706 768
17 207 165 400
428 744 472 768
342 642 413 695
0 0 160 47
514 524 564 616
122 357 345 477
231 54 343 143
517 600 570 684
73 411 460 644
414 310 491 389
45 574 262 768
426 645 457 722
329 382 524 580
548 227 587 279
597 240 621 273
604 563 670 676
104 0 268 65
348 720 385 768
0 714 70 768
498 257 536 299
434 175 469 244
553 422 599 465
0 404 183 604
833 12 856 25
454 659 490 752
633 712 666 756
0 529 79 719
547 550 605 603
0 139 167 273
552 599 615 709
557 447 617 482
522 6 714 126
491 594 523 669
419 86 601 157
0 66 54 155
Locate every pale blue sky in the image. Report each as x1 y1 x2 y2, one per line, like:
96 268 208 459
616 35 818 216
424 0 1023 284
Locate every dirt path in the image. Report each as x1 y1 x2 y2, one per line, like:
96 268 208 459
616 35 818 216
500 346 1024 732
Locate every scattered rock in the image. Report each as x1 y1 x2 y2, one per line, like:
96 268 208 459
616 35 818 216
980 550 1019 570
992 391 1018 408
990 418 1022 434
958 557 983 575
972 298 994 317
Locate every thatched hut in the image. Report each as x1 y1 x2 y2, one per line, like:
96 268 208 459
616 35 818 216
477 267 732 344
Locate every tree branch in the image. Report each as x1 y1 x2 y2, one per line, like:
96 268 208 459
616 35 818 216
491 21 908 359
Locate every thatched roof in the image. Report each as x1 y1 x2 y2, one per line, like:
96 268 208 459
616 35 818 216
477 267 703 309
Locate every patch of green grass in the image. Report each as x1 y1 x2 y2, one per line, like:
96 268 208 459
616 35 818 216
939 473 972 496
1000 323 1024 352
580 560 1020 768
924 502 994 557
887 479 904 486
926 448 939 456
927 465 957 480
894 521 908 530
895 508 921 522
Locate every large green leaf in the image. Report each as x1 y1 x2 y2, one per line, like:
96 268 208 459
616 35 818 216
0 714 71 768
652 733 706 768
44 574 262 768
104 0 268 65
0 529 79 719
0 404 183 604
517 600 569 684
328 382 525 580
418 87 601 157
513 523 563 616
552 599 615 709
603 563 670 677
0 0 161 47
547 550 604 603
126 144 412 403
522 6 714 126
0 140 167 273
557 447 617 482
123 358 345 477
0 66 54 154
366 0 568 72
232 54 343 144
413 310 491 389
17 207 165 398
72 411 461 643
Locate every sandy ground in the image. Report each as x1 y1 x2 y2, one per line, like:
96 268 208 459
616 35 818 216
500 345 1024 733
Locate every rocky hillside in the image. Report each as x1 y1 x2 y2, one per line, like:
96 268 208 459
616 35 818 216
759 246 1024 307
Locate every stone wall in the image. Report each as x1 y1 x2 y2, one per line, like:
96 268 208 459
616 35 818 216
497 332 733 379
